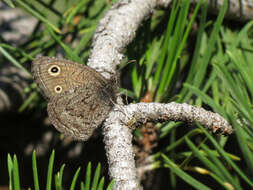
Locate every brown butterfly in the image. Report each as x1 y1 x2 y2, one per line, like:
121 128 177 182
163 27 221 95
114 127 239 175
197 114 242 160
32 56 117 141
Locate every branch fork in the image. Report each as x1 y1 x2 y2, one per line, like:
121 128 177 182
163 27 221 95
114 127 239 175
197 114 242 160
85 0 242 189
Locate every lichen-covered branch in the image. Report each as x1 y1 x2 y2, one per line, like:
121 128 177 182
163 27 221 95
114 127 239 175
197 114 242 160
103 102 232 189
86 0 238 189
87 0 161 189
87 0 253 79
87 0 159 76
121 102 233 135
103 109 141 190
192 0 253 21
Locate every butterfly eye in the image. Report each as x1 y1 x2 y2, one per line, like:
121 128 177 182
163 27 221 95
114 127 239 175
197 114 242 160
48 65 61 76
54 85 62 93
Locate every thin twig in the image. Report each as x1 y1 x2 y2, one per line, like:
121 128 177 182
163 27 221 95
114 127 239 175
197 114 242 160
121 102 233 135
